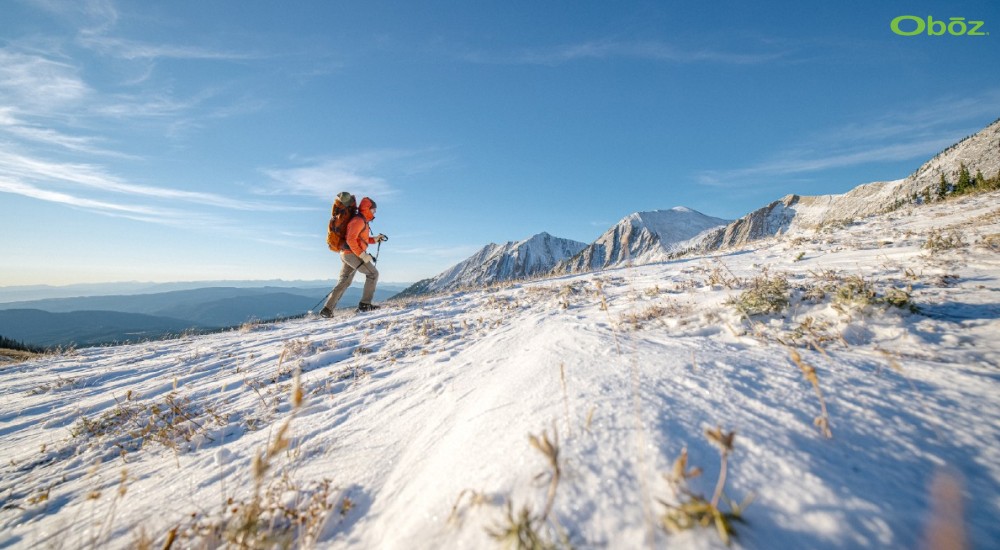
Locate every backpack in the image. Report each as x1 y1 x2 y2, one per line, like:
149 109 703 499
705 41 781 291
326 192 357 252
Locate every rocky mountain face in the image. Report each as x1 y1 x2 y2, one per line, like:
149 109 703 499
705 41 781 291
555 207 729 273
698 117 1000 251
397 232 587 297
698 197 798 251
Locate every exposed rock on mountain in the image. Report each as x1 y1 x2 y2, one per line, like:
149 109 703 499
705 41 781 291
556 207 729 273
397 232 587 297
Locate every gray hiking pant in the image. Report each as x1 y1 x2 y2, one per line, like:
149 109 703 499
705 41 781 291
324 253 379 309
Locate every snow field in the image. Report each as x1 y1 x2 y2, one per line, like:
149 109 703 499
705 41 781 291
1 191 999 549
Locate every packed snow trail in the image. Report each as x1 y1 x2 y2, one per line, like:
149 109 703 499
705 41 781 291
2 192 999 549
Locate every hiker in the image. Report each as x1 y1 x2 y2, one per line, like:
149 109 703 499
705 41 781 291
320 196 387 316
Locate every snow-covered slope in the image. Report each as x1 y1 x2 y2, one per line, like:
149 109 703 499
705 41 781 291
699 117 1000 251
4 191 999 549
399 232 587 296
556 207 728 273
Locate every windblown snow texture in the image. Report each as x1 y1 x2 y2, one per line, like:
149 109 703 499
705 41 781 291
2 189 999 549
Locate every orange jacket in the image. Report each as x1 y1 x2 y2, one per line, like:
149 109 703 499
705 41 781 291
345 198 376 256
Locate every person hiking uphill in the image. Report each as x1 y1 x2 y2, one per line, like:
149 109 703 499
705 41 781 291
320 196 387 316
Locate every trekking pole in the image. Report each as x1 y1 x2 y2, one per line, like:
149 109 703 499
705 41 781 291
310 291 332 313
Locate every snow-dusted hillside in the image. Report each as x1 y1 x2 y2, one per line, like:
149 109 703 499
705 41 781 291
3 191 999 549
399 232 586 297
557 207 729 273
700 117 1000 251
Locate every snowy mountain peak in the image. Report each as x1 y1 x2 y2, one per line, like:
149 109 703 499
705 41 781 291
557 206 729 273
517 231 556 245
624 207 724 236
397 232 587 297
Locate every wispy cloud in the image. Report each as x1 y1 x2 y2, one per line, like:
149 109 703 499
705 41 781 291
262 150 448 200
697 137 959 187
10 127 131 158
264 157 395 200
0 107 134 158
90 89 217 119
78 33 263 62
696 90 1000 188
0 177 220 227
461 38 786 66
0 49 90 111
0 4 306 241
0 45 249 157
0 150 301 215
28 0 119 33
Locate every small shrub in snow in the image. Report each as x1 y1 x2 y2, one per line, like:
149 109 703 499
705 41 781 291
788 349 833 439
621 301 695 330
448 489 495 526
174 477 343 549
832 275 916 314
71 391 228 453
923 229 967 252
620 304 670 329
593 279 610 311
706 266 742 289
555 281 588 309
660 428 751 546
801 283 828 303
882 288 917 311
27 375 78 395
978 233 1000 252
832 275 877 310
281 338 315 359
489 503 561 550
784 316 838 351
239 318 264 333
933 274 960 287
487 429 569 549
725 271 789 317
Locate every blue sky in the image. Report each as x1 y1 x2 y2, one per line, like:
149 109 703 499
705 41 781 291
1 0 998 286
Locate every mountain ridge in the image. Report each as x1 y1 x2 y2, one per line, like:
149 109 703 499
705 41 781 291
0 309 204 348
393 118 1000 296
556 207 730 274
397 232 588 297
695 117 1000 251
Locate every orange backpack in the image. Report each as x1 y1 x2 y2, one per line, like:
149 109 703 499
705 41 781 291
326 192 357 251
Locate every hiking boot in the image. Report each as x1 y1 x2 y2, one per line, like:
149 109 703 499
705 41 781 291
357 302 380 312
319 307 334 318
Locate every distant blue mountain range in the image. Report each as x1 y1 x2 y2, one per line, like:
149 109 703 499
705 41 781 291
0 284 404 348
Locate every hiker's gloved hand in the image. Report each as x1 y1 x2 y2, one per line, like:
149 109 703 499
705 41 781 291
359 252 375 264
375 234 388 243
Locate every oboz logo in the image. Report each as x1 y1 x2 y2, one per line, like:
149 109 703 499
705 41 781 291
891 15 988 36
